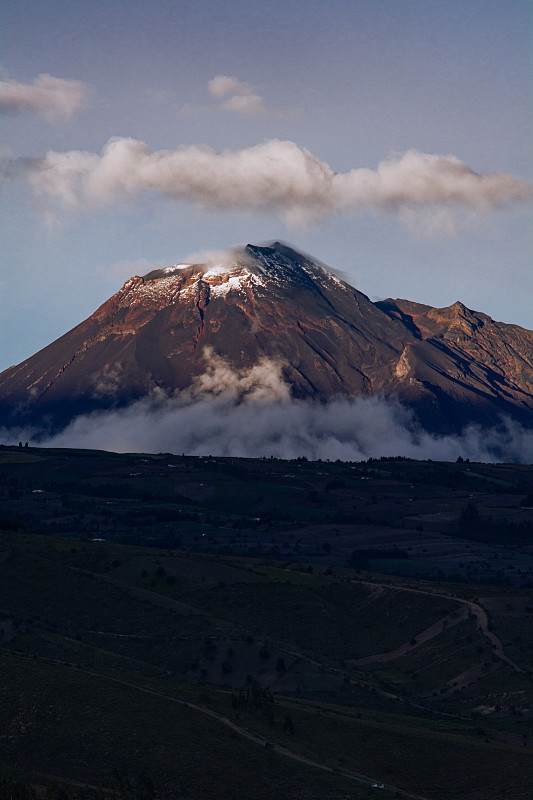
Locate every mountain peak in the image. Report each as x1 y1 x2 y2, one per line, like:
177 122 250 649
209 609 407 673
1 241 532 436
134 242 345 306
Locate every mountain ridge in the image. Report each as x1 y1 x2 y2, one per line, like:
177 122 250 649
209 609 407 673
1 242 532 436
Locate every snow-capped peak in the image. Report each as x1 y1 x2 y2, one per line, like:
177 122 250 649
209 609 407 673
132 242 349 310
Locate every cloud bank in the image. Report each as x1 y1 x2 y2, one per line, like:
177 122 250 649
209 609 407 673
3 351 532 464
26 137 531 230
0 74 86 119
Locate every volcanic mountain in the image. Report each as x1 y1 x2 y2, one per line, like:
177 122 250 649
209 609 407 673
1 242 532 435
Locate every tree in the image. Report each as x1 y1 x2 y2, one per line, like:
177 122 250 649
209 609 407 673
135 773 155 800
43 790 68 800
458 502 480 533
283 714 295 736
0 777 37 800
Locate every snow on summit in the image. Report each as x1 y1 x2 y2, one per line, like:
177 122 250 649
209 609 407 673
125 243 350 314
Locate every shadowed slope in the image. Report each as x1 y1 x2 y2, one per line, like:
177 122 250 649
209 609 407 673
1 242 532 434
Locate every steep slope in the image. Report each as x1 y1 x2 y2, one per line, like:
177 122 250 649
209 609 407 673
377 298 533 430
0 242 532 434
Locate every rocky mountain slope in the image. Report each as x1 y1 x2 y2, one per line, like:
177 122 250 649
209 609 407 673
1 242 532 434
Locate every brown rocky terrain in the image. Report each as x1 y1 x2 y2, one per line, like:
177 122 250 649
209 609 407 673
1 242 532 434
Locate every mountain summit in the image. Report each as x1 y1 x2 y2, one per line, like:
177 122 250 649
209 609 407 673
1 242 532 434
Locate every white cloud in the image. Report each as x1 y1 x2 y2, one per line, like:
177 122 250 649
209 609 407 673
25 137 532 234
220 93 266 115
208 74 253 98
4 350 532 463
0 73 87 119
207 74 266 116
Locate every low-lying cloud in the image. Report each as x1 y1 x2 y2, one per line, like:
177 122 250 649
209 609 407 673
0 73 87 120
3 351 532 463
25 137 531 231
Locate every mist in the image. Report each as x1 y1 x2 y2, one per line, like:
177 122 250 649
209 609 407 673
3 352 532 464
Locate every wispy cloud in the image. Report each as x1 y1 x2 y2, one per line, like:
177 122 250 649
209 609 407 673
106 256 171 282
24 137 532 234
220 93 266 115
208 74 254 98
0 155 42 183
0 73 87 120
207 73 267 115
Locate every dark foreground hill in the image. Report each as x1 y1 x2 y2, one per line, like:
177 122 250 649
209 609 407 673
1 242 532 435
1 446 533 798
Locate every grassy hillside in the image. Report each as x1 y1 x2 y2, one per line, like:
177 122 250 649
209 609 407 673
1 446 533 798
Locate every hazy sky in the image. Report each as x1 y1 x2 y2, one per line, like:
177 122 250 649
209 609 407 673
1 0 532 373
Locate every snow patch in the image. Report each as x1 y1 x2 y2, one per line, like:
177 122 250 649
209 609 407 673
202 265 267 297
202 264 233 280
128 246 335 309
209 274 247 297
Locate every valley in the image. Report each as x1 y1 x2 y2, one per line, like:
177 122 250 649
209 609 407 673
1 445 533 798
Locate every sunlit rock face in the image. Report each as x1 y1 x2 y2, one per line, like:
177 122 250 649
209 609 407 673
1 241 532 434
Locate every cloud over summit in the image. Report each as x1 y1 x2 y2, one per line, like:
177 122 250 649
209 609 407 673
26 137 531 232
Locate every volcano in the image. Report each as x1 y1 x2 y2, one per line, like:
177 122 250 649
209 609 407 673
1 242 532 435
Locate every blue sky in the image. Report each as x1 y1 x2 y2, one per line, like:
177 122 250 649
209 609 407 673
1 0 532 372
